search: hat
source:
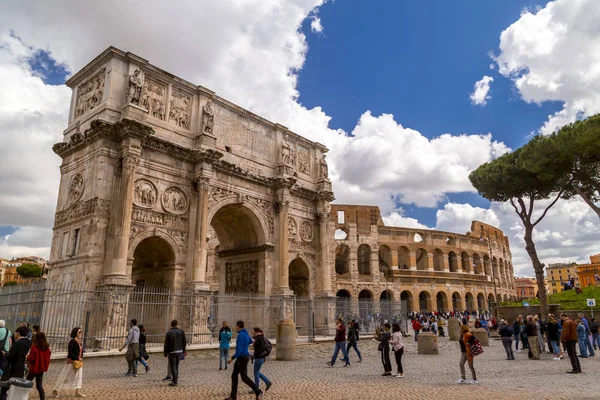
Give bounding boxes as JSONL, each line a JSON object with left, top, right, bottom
{"left": 0, "top": 320, "right": 5, "bottom": 327}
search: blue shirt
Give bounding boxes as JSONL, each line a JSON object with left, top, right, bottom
{"left": 581, "top": 317, "right": 590, "bottom": 332}
{"left": 577, "top": 323, "right": 587, "bottom": 338}
{"left": 232, "top": 328, "right": 253, "bottom": 359}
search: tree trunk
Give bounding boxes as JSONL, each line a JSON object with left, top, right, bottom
{"left": 576, "top": 187, "right": 600, "bottom": 219}
{"left": 523, "top": 225, "right": 549, "bottom": 319}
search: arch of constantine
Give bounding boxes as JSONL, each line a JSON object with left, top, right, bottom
{"left": 45, "top": 47, "right": 515, "bottom": 345}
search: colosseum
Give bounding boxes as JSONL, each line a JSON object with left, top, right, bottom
{"left": 329, "top": 205, "right": 515, "bottom": 315}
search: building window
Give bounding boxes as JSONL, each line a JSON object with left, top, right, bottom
{"left": 337, "top": 210, "right": 345, "bottom": 224}
{"left": 71, "top": 228, "right": 81, "bottom": 256}
{"left": 61, "top": 231, "right": 70, "bottom": 259}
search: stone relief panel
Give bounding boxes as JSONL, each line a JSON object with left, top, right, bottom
{"left": 169, "top": 89, "right": 192, "bottom": 129}
{"left": 55, "top": 197, "right": 110, "bottom": 227}
{"left": 289, "top": 239, "right": 315, "bottom": 254}
{"left": 68, "top": 173, "right": 85, "bottom": 204}
{"left": 201, "top": 100, "right": 214, "bottom": 134}
{"left": 300, "top": 220, "right": 314, "bottom": 242}
{"left": 131, "top": 206, "right": 188, "bottom": 229}
{"left": 75, "top": 68, "right": 105, "bottom": 118}
{"left": 213, "top": 103, "right": 274, "bottom": 161}
{"left": 133, "top": 179, "right": 157, "bottom": 208}
{"left": 142, "top": 78, "right": 167, "bottom": 120}
{"left": 297, "top": 145, "right": 310, "bottom": 175}
{"left": 288, "top": 217, "right": 298, "bottom": 238}
{"left": 161, "top": 187, "right": 188, "bottom": 215}
{"left": 225, "top": 261, "right": 259, "bottom": 293}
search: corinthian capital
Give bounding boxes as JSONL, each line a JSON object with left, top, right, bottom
{"left": 193, "top": 177, "right": 211, "bottom": 191}
{"left": 122, "top": 154, "right": 139, "bottom": 172}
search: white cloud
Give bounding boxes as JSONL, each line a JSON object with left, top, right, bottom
{"left": 494, "top": 0, "right": 600, "bottom": 134}
{"left": 0, "top": 226, "right": 52, "bottom": 259}
{"left": 310, "top": 16, "right": 323, "bottom": 33}
{"left": 382, "top": 212, "right": 431, "bottom": 230}
{"left": 435, "top": 203, "right": 499, "bottom": 233}
{"left": 470, "top": 75, "right": 494, "bottom": 106}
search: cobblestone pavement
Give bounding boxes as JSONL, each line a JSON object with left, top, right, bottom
{"left": 36, "top": 336, "right": 599, "bottom": 400}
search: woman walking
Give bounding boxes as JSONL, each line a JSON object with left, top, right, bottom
{"left": 137, "top": 324, "right": 150, "bottom": 373}
{"left": 219, "top": 321, "right": 232, "bottom": 370}
{"left": 374, "top": 323, "right": 392, "bottom": 376}
{"left": 51, "top": 327, "right": 86, "bottom": 398}
{"left": 391, "top": 323, "right": 404, "bottom": 377}
{"left": 346, "top": 321, "right": 362, "bottom": 362}
{"left": 26, "top": 332, "right": 52, "bottom": 400}
{"left": 457, "top": 324, "right": 478, "bottom": 384}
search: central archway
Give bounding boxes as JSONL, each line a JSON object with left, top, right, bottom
{"left": 131, "top": 236, "right": 176, "bottom": 287}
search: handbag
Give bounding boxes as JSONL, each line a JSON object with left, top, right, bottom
{"left": 72, "top": 360, "right": 83, "bottom": 370}
{"left": 469, "top": 338, "right": 484, "bottom": 357}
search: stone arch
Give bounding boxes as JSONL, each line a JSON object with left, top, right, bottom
{"left": 380, "top": 289, "right": 394, "bottom": 316}
{"left": 472, "top": 253, "right": 482, "bottom": 274}
{"left": 446, "top": 236, "right": 456, "bottom": 246}
{"left": 398, "top": 246, "right": 410, "bottom": 270}
{"left": 334, "top": 228, "right": 348, "bottom": 240}
{"left": 131, "top": 235, "right": 177, "bottom": 287}
{"left": 452, "top": 291, "right": 463, "bottom": 311}
{"left": 358, "top": 289, "right": 374, "bottom": 319}
{"left": 207, "top": 198, "right": 269, "bottom": 249}
{"left": 416, "top": 248, "right": 428, "bottom": 271}
{"left": 418, "top": 290, "right": 432, "bottom": 311}
{"left": 487, "top": 293, "right": 495, "bottom": 310}
{"left": 483, "top": 255, "right": 491, "bottom": 276}
{"left": 436, "top": 291, "right": 449, "bottom": 312}
{"left": 448, "top": 251, "right": 458, "bottom": 273}
{"left": 358, "top": 244, "right": 371, "bottom": 275}
{"left": 477, "top": 293, "right": 486, "bottom": 311}
{"left": 335, "top": 289, "right": 352, "bottom": 317}
{"left": 335, "top": 244, "right": 350, "bottom": 275}
{"left": 465, "top": 292, "right": 475, "bottom": 310}
{"left": 492, "top": 256, "right": 499, "bottom": 281}
{"left": 379, "top": 245, "right": 392, "bottom": 272}
{"left": 433, "top": 249, "right": 444, "bottom": 271}
{"left": 413, "top": 232, "right": 425, "bottom": 243}
{"left": 461, "top": 252, "right": 470, "bottom": 273}
{"left": 400, "top": 290, "right": 414, "bottom": 312}
{"left": 288, "top": 257, "right": 311, "bottom": 299}
{"left": 129, "top": 228, "right": 183, "bottom": 265}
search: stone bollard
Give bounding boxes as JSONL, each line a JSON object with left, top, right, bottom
{"left": 471, "top": 328, "right": 489, "bottom": 346}
{"left": 276, "top": 319, "right": 296, "bottom": 360}
{"left": 448, "top": 318, "right": 460, "bottom": 341}
{"left": 417, "top": 332, "right": 439, "bottom": 355}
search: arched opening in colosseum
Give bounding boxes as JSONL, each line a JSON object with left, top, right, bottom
{"left": 465, "top": 292, "right": 475, "bottom": 311}
{"left": 413, "top": 233, "right": 424, "bottom": 243}
{"left": 398, "top": 246, "right": 410, "bottom": 269}
{"left": 452, "top": 292, "right": 463, "bottom": 310}
{"left": 358, "top": 244, "right": 372, "bottom": 275}
{"left": 498, "top": 258, "right": 505, "bottom": 284}
{"left": 448, "top": 251, "right": 458, "bottom": 273}
{"left": 446, "top": 236, "right": 456, "bottom": 246}
{"left": 461, "top": 252, "right": 470, "bottom": 273}
{"left": 400, "top": 291, "right": 413, "bottom": 312}
{"left": 416, "top": 248, "right": 428, "bottom": 271}
{"left": 336, "top": 289, "right": 351, "bottom": 317}
{"left": 335, "top": 244, "right": 350, "bottom": 276}
{"left": 487, "top": 293, "right": 495, "bottom": 310}
{"left": 477, "top": 293, "right": 486, "bottom": 311}
{"left": 472, "top": 253, "right": 483, "bottom": 274}
{"left": 380, "top": 290, "right": 394, "bottom": 315}
{"left": 483, "top": 255, "right": 492, "bottom": 276}
{"left": 334, "top": 228, "right": 348, "bottom": 240}
{"left": 492, "top": 257, "right": 500, "bottom": 282}
{"left": 289, "top": 258, "right": 310, "bottom": 299}
{"left": 132, "top": 236, "right": 176, "bottom": 288}
{"left": 436, "top": 292, "right": 448, "bottom": 312}
{"left": 433, "top": 249, "right": 444, "bottom": 271}
{"left": 358, "top": 289, "right": 373, "bottom": 319}
{"left": 418, "top": 291, "right": 431, "bottom": 311}
{"left": 379, "top": 245, "right": 392, "bottom": 273}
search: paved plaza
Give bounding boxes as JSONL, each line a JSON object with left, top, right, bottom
{"left": 37, "top": 336, "right": 599, "bottom": 400}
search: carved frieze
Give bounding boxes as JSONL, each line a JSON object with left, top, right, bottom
{"left": 201, "top": 100, "right": 214, "bottom": 134}
{"left": 75, "top": 68, "right": 106, "bottom": 118}
{"left": 297, "top": 146, "right": 310, "bottom": 175}
{"left": 55, "top": 197, "right": 110, "bottom": 227}
{"left": 131, "top": 206, "right": 188, "bottom": 229}
{"left": 133, "top": 179, "right": 157, "bottom": 208}
{"left": 289, "top": 239, "right": 315, "bottom": 254}
{"left": 225, "top": 261, "right": 259, "bottom": 293}
{"left": 288, "top": 217, "right": 298, "bottom": 238}
{"left": 161, "top": 187, "right": 188, "bottom": 215}
{"left": 300, "top": 220, "right": 314, "bottom": 242}
{"left": 169, "top": 89, "right": 192, "bottom": 129}
{"left": 68, "top": 173, "right": 85, "bottom": 204}
{"left": 142, "top": 78, "right": 167, "bottom": 120}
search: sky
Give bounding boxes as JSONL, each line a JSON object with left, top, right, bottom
{"left": 0, "top": 0, "right": 599, "bottom": 277}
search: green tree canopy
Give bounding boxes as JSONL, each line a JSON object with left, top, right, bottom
{"left": 16, "top": 263, "right": 43, "bottom": 278}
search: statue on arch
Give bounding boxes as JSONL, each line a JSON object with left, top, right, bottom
{"left": 319, "top": 154, "right": 329, "bottom": 180}
{"left": 127, "top": 69, "right": 143, "bottom": 106}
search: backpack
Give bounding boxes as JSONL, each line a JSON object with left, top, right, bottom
{"left": 263, "top": 337, "right": 272, "bottom": 357}
{"left": 469, "top": 337, "right": 484, "bottom": 357}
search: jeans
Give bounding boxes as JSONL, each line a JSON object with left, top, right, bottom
{"left": 253, "top": 358, "right": 270, "bottom": 390}
{"left": 230, "top": 356, "right": 258, "bottom": 398}
{"left": 566, "top": 340, "right": 581, "bottom": 372}
{"left": 220, "top": 348, "right": 229, "bottom": 369}
{"left": 27, "top": 372, "right": 45, "bottom": 400}
{"left": 459, "top": 353, "right": 476, "bottom": 380}
{"left": 578, "top": 337, "right": 589, "bottom": 357}
{"left": 414, "top": 330, "right": 419, "bottom": 341}
{"left": 593, "top": 333, "right": 600, "bottom": 350}
{"left": 330, "top": 341, "right": 349, "bottom": 366}
{"left": 168, "top": 352, "right": 181, "bottom": 384}
{"left": 513, "top": 334, "right": 520, "bottom": 350}
{"left": 135, "top": 358, "right": 148, "bottom": 371}
{"left": 550, "top": 340, "right": 561, "bottom": 356}
{"left": 585, "top": 336, "right": 595, "bottom": 356}
{"left": 346, "top": 341, "right": 362, "bottom": 361}
{"left": 501, "top": 337, "right": 514, "bottom": 360}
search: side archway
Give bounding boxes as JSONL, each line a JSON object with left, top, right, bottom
{"left": 461, "top": 252, "right": 470, "bottom": 273}
{"left": 433, "top": 249, "right": 444, "bottom": 271}
{"left": 131, "top": 235, "right": 177, "bottom": 287}
{"left": 465, "top": 292, "right": 475, "bottom": 311}
{"left": 477, "top": 293, "right": 486, "bottom": 311}
{"left": 416, "top": 248, "right": 428, "bottom": 271}
{"left": 448, "top": 251, "right": 458, "bottom": 272}
{"left": 398, "top": 246, "right": 410, "bottom": 270}
{"left": 335, "top": 289, "right": 351, "bottom": 317}
{"left": 358, "top": 244, "right": 372, "bottom": 275}
{"left": 358, "top": 289, "right": 374, "bottom": 319}
{"left": 335, "top": 244, "right": 350, "bottom": 276}
{"left": 436, "top": 291, "right": 448, "bottom": 312}
{"left": 418, "top": 291, "right": 432, "bottom": 311}
{"left": 400, "top": 290, "right": 413, "bottom": 312}
{"left": 452, "top": 292, "right": 463, "bottom": 311}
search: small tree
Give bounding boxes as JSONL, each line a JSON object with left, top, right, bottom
{"left": 469, "top": 142, "right": 567, "bottom": 319}
{"left": 16, "top": 263, "right": 43, "bottom": 279}
{"left": 3, "top": 281, "right": 18, "bottom": 286}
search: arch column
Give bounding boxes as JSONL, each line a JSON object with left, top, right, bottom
{"left": 442, "top": 252, "right": 450, "bottom": 272}
{"left": 317, "top": 211, "right": 332, "bottom": 295}
{"left": 276, "top": 186, "right": 292, "bottom": 295}
{"left": 191, "top": 176, "right": 211, "bottom": 289}
{"left": 390, "top": 249, "right": 399, "bottom": 271}
{"left": 409, "top": 250, "right": 417, "bottom": 270}
{"left": 467, "top": 256, "right": 474, "bottom": 274}
{"left": 371, "top": 250, "right": 380, "bottom": 282}
{"left": 426, "top": 254, "right": 434, "bottom": 271}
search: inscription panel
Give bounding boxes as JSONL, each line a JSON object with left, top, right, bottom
{"left": 131, "top": 206, "right": 188, "bottom": 229}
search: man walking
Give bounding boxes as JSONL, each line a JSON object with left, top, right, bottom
{"left": 225, "top": 321, "right": 262, "bottom": 400}
{"left": 0, "top": 326, "right": 31, "bottom": 400}
{"left": 589, "top": 318, "right": 599, "bottom": 350}
{"left": 164, "top": 319, "right": 187, "bottom": 387}
{"left": 250, "top": 327, "right": 272, "bottom": 393}
{"left": 525, "top": 316, "right": 540, "bottom": 360}
{"left": 326, "top": 318, "right": 349, "bottom": 367}
{"left": 561, "top": 314, "right": 581, "bottom": 374}
{"left": 119, "top": 319, "right": 140, "bottom": 377}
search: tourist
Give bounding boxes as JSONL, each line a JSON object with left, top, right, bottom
{"left": 498, "top": 319, "right": 515, "bottom": 360}
{"left": 250, "top": 327, "right": 272, "bottom": 393}
{"left": 51, "top": 327, "right": 86, "bottom": 398}
{"left": 525, "top": 316, "right": 540, "bottom": 360}
{"left": 374, "top": 322, "right": 392, "bottom": 376}
{"left": 411, "top": 318, "right": 421, "bottom": 342}
{"left": 136, "top": 324, "right": 150, "bottom": 373}
{"left": 26, "top": 332, "right": 52, "bottom": 400}
{"left": 438, "top": 317, "right": 445, "bottom": 337}
{"left": 345, "top": 321, "right": 362, "bottom": 362}
{"left": 163, "top": 319, "right": 187, "bottom": 387}
{"left": 560, "top": 314, "right": 581, "bottom": 374}
{"left": 576, "top": 318, "right": 588, "bottom": 358}
{"left": 0, "top": 326, "right": 32, "bottom": 400}
{"left": 457, "top": 324, "right": 477, "bottom": 384}
{"left": 512, "top": 315, "right": 522, "bottom": 351}
{"left": 577, "top": 313, "right": 595, "bottom": 357}
{"left": 391, "top": 322, "right": 404, "bottom": 377}
{"left": 0, "top": 320, "right": 11, "bottom": 377}
{"left": 431, "top": 318, "right": 438, "bottom": 336}
{"left": 326, "top": 318, "right": 349, "bottom": 367}
{"left": 119, "top": 319, "right": 140, "bottom": 377}
{"left": 533, "top": 316, "right": 545, "bottom": 353}
{"left": 219, "top": 321, "right": 232, "bottom": 370}
{"left": 548, "top": 314, "right": 562, "bottom": 360}
{"left": 589, "top": 318, "right": 599, "bottom": 350}
{"left": 225, "top": 320, "right": 262, "bottom": 400}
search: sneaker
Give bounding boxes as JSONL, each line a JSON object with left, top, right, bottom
{"left": 169, "top": 382, "right": 178, "bottom": 387}
{"left": 468, "top": 380, "right": 479, "bottom": 384}
{"left": 357, "top": 359, "right": 362, "bottom": 362}
{"left": 265, "top": 382, "right": 272, "bottom": 392}
{"left": 132, "top": 373, "right": 137, "bottom": 377}
{"left": 145, "top": 365, "right": 150, "bottom": 373}
{"left": 124, "top": 372, "right": 132, "bottom": 377}
{"left": 162, "top": 376, "right": 172, "bottom": 381}
{"left": 553, "top": 357, "right": 560, "bottom": 361}
{"left": 256, "top": 390, "right": 264, "bottom": 399}
{"left": 457, "top": 378, "right": 468, "bottom": 384}
{"left": 396, "top": 373, "right": 404, "bottom": 378}
{"left": 326, "top": 361, "right": 333, "bottom": 367}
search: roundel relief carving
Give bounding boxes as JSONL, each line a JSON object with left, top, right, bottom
{"left": 162, "top": 186, "right": 188, "bottom": 214}
{"left": 300, "top": 220, "right": 314, "bottom": 242}
{"left": 133, "top": 179, "right": 157, "bottom": 208}
{"left": 68, "top": 173, "right": 84, "bottom": 204}
{"left": 288, "top": 217, "right": 298, "bottom": 238}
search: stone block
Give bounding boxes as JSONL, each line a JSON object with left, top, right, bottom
{"left": 417, "top": 332, "right": 439, "bottom": 355}
{"left": 276, "top": 319, "right": 296, "bottom": 361}
{"left": 471, "top": 328, "right": 489, "bottom": 346}
{"left": 448, "top": 318, "right": 460, "bottom": 341}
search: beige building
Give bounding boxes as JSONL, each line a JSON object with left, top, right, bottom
{"left": 546, "top": 262, "right": 578, "bottom": 294}
{"left": 515, "top": 277, "right": 537, "bottom": 299}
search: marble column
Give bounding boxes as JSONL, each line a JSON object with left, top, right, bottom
{"left": 191, "top": 177, "right": 210, "bottom": 289}
{"left": 318, "top": 211, "right": 332, "bottom": 295}
{"left": 278, "top": 198, "right": 291, "bottom": 292}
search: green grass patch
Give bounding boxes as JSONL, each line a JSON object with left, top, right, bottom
{"left": 500, "top": 286, "right": 600, "bottom": 310}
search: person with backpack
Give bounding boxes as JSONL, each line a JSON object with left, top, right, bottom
{"left": 0, "top": 326, "right": 32, "bottom": 400}
{"left": 219, "top": 321, "right": 232, "bottom": 370}
{"left": 250, "top": 328, "right": 272, "bottom": 393}
{"left": 0, "top": 320, "right": 11, "bottom": 377}
{"left": 225, "top": 320, "right": 263, "bottom": 400}
{"left": 589, "top": 318, "right": 599, "bottom": 350}
{"left": 457, "top": 324, "right": 478, "bottom": 384}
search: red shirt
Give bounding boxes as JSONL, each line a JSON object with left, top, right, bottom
{"left": 26, "top": 345, "right": 52, "bottom": 374}
{"left": 335, "top": 324, "right": 346, "bottom": 342}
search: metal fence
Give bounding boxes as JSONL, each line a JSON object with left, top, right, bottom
{"left": 334, "top": 297, "right": 409, "bottom": 334}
